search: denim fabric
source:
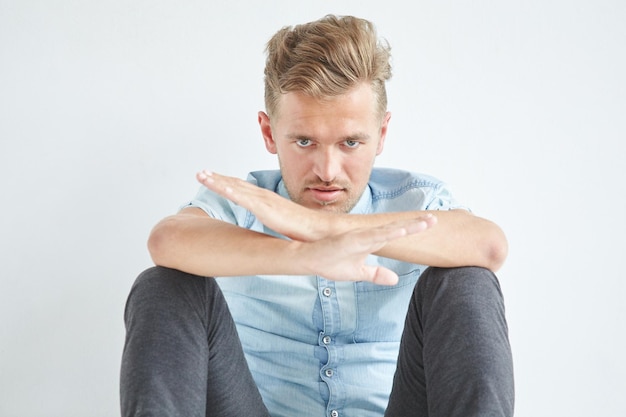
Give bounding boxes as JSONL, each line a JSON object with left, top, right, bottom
{"left": 184, "top": 168, "right": 467, "bottom": 417}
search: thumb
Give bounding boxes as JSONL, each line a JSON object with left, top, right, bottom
{"left": 362, "top": 265, "right": 399, "bottom": 286}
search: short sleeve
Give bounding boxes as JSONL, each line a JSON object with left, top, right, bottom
{"left": 423, "top": 181, "right": 470, "bottom": 212}
{"left": 182, "top": 186, "right": 240, "bottom": 224}
{"left": 368, "top": 168, "right": 470, "bottom": 213}
{"left": 181, "top": 170, "right": 284, "bottom": 228}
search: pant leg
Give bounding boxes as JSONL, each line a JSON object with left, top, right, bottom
{"left": 385, "top": 267, "right": 514, "bottom": 417}
{"left": 120, "top": 266, "right": 270, "bottom": 417}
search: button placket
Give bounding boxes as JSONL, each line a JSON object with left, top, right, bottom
{"left": 318, "top": 277, "right": 342, "bottom": 417}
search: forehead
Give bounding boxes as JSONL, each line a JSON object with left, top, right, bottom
{"left": 272, "top": 85, "right": 382, "bottom": 141}
{"left": 273, "top": 84, "right": 380, "bottom": 130}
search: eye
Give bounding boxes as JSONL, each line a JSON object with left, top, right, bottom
{"left": 296, "top": 139, "right": 312, "bottom": 147}
{"left": 344, "top": 140, "right": 360, "bottom": 148}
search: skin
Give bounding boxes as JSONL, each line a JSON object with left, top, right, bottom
{"left": 261, "top": 83, "right": 388, "bottom": 214}
{"left": 148, "top": 83, "right": 508, "bottom": 285}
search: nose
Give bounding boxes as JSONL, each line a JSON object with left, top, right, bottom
{"left": 312, "top": 147, "right": 341, "bottom": 183}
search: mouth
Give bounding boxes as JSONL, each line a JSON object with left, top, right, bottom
{"left": 307, "top": 187, "right": 345, "bottom": 204}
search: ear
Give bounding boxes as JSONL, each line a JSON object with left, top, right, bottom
{"left": 258, "top": 111, "right": 277, "bottom": 154}
{"left": 376, "top": 111, "right": 391, "bottom": 155}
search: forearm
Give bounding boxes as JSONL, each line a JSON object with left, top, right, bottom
{"left": 193, "top": 172, "right": 507, "bottom": 271}
{"left": 329, "top": 210, "right": 508, "bottom": 271}
{"left": 148, "top": 214, "right": 303, "bottom": 277}
{"left": 147, "top": 210, "right": 432, "bottom": 285}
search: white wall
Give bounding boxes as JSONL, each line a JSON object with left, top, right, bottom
{"left": 1, "top": 1, "right": 624, "bottom": 416}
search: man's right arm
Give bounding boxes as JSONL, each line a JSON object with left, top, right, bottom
{"left": 147, "top": 207, "right": 431, "bottom": 285}
{"left": 148, "top": 207, "right": 297, "bottom": 277}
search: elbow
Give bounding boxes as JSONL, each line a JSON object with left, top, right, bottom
{"left": 484, "top": 225, "right": 508, "bottom": 272}
{"left": 147, "top": 217, "right": 181, "bottom": 268}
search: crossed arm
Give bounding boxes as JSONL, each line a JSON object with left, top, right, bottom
{"left": 148, "top": 171, "right": 508, "bottom": 285}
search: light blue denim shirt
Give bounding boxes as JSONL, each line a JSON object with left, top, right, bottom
{"left": 186, "top": 167, "right": 465, "bottom": 417}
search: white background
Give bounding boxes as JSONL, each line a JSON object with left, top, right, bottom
{"left": 1, "top": 1, "right": 624, "bottom": 416}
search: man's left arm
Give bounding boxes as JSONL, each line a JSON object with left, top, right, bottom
{"left": 197, "top": 171, "right": 508, "bottom": 272}
{"left": 333, "top": 209, "right": 508, "bottom": 272}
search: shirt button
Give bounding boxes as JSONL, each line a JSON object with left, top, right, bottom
{"left": 322, "top": 335, "right": 331, "bottom": 345}
{"left": 322, "top": 287, "right": 332, "bottom": 297}
{"left": 325, "top": 368, "right": 334, "bottom": 377}
{"left": 330, "top": 410, "right": 339, "bottom": 417}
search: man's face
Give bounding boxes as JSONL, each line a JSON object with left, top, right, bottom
{"left": 259, "top": 83, "right": 390, "bottom": 213}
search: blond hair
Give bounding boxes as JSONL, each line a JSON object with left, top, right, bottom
{"left": 264, "top": 15, "right": 392, "bottom": 119}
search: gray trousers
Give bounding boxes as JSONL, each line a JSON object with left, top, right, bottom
{"left": 120, "top": 266, "right": 514, "bottom": 416}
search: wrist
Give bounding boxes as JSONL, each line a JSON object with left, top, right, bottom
{"left": 310, "top": 211, "right": 343, "bottom": 240}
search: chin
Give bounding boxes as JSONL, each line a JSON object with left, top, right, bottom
{"left": 315, "top": 201, "right": 356, "bottom": 214}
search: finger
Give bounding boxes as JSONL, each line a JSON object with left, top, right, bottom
{"left": 342, "top": 218, "right": 434, "bottom": 265}
{"left": 362, "top": 265, "right": 399, "bottom": 286}
{"left": 402, "top": 215, "right": 436, "bottom": 235}
{"left": 197, "top": 171, "right": 248, "bottom": 203}
{"left": 196, "top": 170, "right": 218, "bottom": 188}
{"left": 197, "top": 171, "right": 231, "bottom": 191}
{"left": 362, "top": 217, "right": 434, "bottom": 246}
{"left": 199, "top": 171, "right": 271, "bottom": 202}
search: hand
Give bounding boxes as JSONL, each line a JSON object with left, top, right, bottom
{"left": 294, "top": 218, "right": 433, "bottom": 285}
{"left": 197, "top": 170, "right": 331, "bottom": 241}
{"left": 194, "top": 170, "right": 438, "bottom": 282}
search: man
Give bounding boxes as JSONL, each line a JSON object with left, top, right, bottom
{"left": 121, "top": 15, "right": 514, "bottom": 417}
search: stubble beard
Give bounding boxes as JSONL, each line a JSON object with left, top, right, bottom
{"left": 278, "top": 158, "right": 366, "bottom": 213}
{"left": 284, "top": 179, "right": 364, "bottom": 214}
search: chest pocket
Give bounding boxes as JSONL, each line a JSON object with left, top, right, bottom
{"left": 353, "top": 267, "right": 421, "bottom": 342}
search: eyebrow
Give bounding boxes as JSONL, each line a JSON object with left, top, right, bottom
{"left": 285, "top": 132, "right": 372, "bottom": 142}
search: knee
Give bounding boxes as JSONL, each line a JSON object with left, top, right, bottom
{"left": 128, "top": 267, "right": 188, "bottom": 303}
{"left": 130, "top": 266, "right": 219, "bottom": 295}
{"left": 125, "top": 267, "right": 185, "bottom": 318}
{"left": 132, "top": 266, "right": 192, "bottom": 290}
{"left": 419, "top": 266, "right": 501, "bottom": 293}
{"left": 124, "top": 266, "right": 221, "bottom": 323}
{"left": 421, "top": 266, "right": 496, "bottom": 281}
{"left": 414, "top": 267, "right": 511, "bottom": 350}
{"left": 415, "top": 266, "right": 505, "bottom": 312}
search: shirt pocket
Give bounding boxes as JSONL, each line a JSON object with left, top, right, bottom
{"left": 353, "top": 267, "right": 421, "bottom": 343}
